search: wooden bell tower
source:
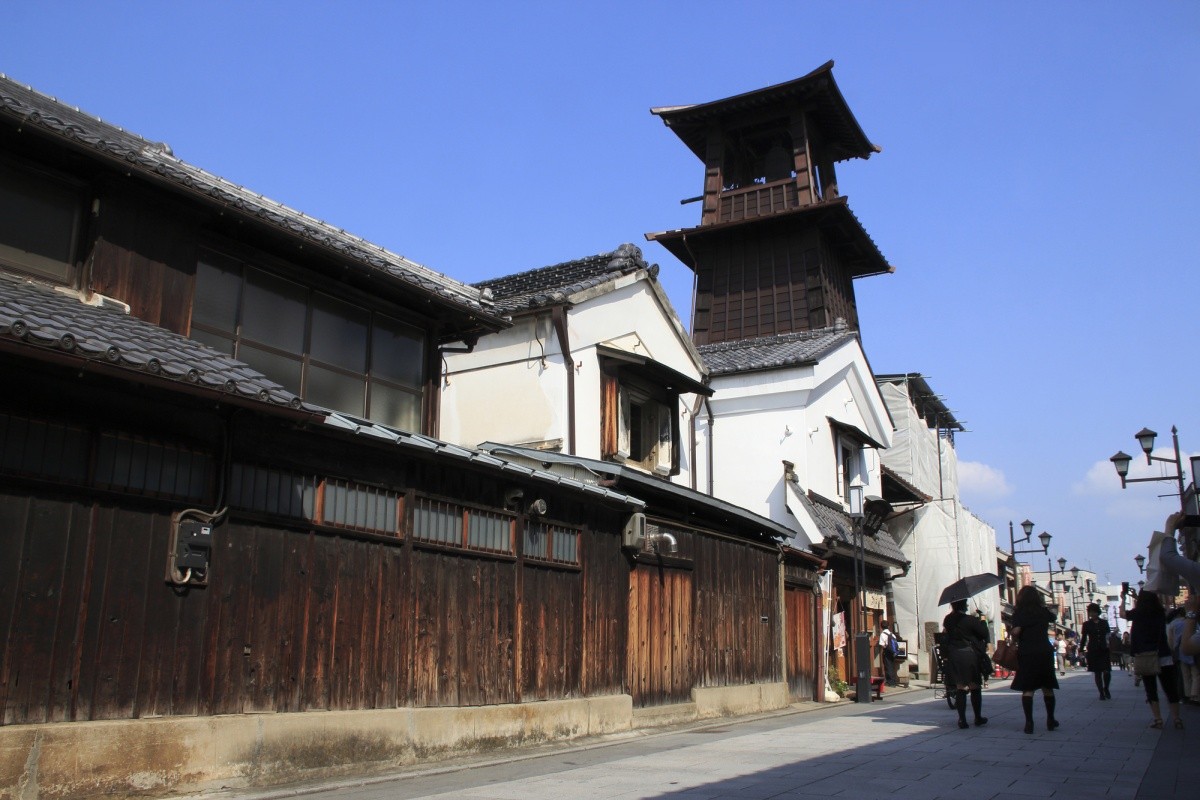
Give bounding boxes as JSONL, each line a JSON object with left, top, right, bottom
{"left": 646, "top": 61, "right": 894, "bottom": 346}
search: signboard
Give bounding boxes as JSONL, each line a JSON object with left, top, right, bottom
{"left": 863, "top": 590, "right": 887, "bottom": 611}
{"left": 832, "top": 612, "right": 846, "bottom": 650}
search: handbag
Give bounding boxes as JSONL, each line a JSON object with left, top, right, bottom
{"left": 1133, "top": 651, "right": 1162, "bottom": 677}
{"left": 993, "top": 640, "right": 1019, "bottom": 671}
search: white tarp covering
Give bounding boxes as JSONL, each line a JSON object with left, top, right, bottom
{"left": 880, "top": 380, "right": 1000, "bottom": 678}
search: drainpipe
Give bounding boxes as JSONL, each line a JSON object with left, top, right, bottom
{"left": 705, "top": 396, "right": 715, "bottom": 496}
{"left": 550, "top": 306, "right": 575, "bottom": 455}
{"left": 690, "top": 393, "right": 705, "bottom": 492}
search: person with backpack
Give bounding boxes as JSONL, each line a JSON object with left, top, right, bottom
{"left": 878, "top": 619, "right": 900, "bottom": 687}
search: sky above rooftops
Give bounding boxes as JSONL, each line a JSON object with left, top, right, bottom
{"left": 6, "top": 1, "right": 1198, "bottom": 587}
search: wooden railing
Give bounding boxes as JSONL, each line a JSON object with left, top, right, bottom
{"left": 716, "top": 178, "right": 802, "bottom": 223}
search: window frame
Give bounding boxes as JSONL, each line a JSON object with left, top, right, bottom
{"left": 0, "top": 156, "right": 86, "bottom": 286}
{"left": 601, "top": 367, "right": 680, "bottom": 477}
{"left": 189, "top": 246, "right": 428, "bottom": 431}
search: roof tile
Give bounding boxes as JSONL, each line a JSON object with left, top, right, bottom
{"left": 698, "top": 325, "right": 857, "bottom": 374}
{"left": 476, "top": 243, "right": 652, "bottom": 315}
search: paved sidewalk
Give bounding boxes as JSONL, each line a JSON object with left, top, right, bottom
{"left": 234, "top": 668, "right": 1195, "bottom": 800}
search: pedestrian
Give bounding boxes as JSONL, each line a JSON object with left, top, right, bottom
{"left": 1079, "top": 602, "right": 1113, "bottom": 699}
{"left": 1055, "top": 633, "right": 1067, "bottom": 676}
{"left": 1156, "top": 511, "right": 1200, "bottom": 592}
{"left": 1009, "top": 585, "right": 1059, "bottom": 734}
{"left": 1181, "top": 594, "right": 1200, "bottom": 700}
{"left": 1122, "top": 631, "right": 1134, "bottom": 676}
{"left": 877, "top": 620, "right": 899, "bottom": 687}
{"left": 1166, "top": 607, "right": 1195, "bottom": 705}
{"left": 942, "top": 599, "right": 989, "bottom": 729}
{"left": 1120, "top": 586, "right": 1183, "bottom": 730}
{"left": 1108, "top": 630, "right": 1124, "bottom": 671}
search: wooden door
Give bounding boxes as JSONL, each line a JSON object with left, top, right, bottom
{"left": 784, "top": 585, "right": 818, "bottom": 700}
{"left": 626, "top": 564, "right": 693, "bottom": 707}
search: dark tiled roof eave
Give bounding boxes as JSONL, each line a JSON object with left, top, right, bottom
{"left": 0, "top": 275, "right": 315, "bottom": 412}
{"left": 647, "top": 197, "right": 892, "bottom": 279}
{"left": 475, "top": 244, "right": 651, "bottom": 316}
{"left": 801, "top": 491, "right": 907, "bottom": 567}
{"left": 698, "top": 326, "right": 857, "bottom": 375}
{"left": 0, "top": 74, "right": 505, "bottom": 331}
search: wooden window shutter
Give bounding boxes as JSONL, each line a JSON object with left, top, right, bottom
{"left": 601, "top": 371, "right": 618, "bottom": 458}
{"left": 617, "top": 385, "right": 631, "bottom": 459}
{"left": 654, "top": 401, "right": 672, "bottom": 476}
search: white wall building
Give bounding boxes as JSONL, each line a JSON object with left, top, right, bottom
{"left": 875, "top": 374, "right": 999, "bottom": 678}
{"left": 441, "top": 244, "right": 709, "bottom": 487}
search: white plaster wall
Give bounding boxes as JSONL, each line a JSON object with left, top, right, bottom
{"left": 441, "top": 276, "right": 703, "bottom": 486}
{"left": 701, "top": 338, "right": 892, "bottom": 527}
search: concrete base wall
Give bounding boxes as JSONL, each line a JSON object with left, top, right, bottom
{"left": 0, "top": 684, "right": 790, "bottom": 799}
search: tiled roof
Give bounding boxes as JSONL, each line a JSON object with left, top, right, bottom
{"left": 0, "top": 275, "right": 308, "bottom": 410}
{"left": 0, "top": 74, "right": 503, "bottom": 326}
{"left": 0, "top": 273, "right": 649, "bottom": 508}
{"left": 698, "top": 324, "right": 857, "bottom": 375}
{"left": 323, "top": 420, "right": 646, "bottom": 511}
{"left": 801, "top": 492, "right": 908, "bottom": 567}
{"left": 476, "top": 243, "right": 653, "bottom": 315}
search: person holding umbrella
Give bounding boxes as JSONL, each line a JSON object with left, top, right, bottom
{"left": 1009, "top": 585, "right": 1059, "bottom": 734}
{"left": 938, "top": 573, "right": 1000, "bottom": 730}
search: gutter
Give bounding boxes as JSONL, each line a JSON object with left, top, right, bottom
{"left": 550, "top": 306, "right": 575, "bottom": 455}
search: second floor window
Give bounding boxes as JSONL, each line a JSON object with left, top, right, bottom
{"left": 190, "top": 249, "right": 426, "bottom": 431}
{"left": 0, "top": 159, "right": 83, "bottom": 285}
{"left": 601, "top": 371, "right": 678, "bottom": 477}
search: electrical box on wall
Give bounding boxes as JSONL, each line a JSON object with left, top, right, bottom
{"left": 166, "top": 512, "right": 216, "bottom": 586}
{"left": 622, "top": 512, "right": 646, "bottom": 550}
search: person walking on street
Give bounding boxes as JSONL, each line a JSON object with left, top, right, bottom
{"left": 942, "top": 599, "right": 989, "bottom": 729}
{"left": 1055, "top": 633, "right": 1067, "bottom": 676}
{"left": 1120, "top": 586, "right": 1183, "bottom": 729}
{"left": 1010, "top": 586, "right": 1059, "bottom": 734}
{"left": 878, "top": 620, "right": 899, "bottom": 687}
{"left": 1079, "top": 602, "right": 1113, "bottom": 699}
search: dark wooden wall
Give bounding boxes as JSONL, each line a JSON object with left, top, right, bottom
{"left": 784, "top": 585, "right": 819, "bottom": 701}
{"left": 689, "top": 226, "right": 860, "bottom": 345}
{"left": 692, "top": 535, "right": 780, "bottom": 688}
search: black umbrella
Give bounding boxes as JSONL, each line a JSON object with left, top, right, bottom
{"left": 938, "top": 572, "right": 1003, "bottom": 606}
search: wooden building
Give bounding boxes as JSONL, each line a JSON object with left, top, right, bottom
{"left": 0, "top": 75, "right": 796, "bottom": 799}
{"left": 646, "top": 60, "right": 893, "bottom": 345}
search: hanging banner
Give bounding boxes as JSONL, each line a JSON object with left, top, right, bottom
{"left": 863, "top": 590, "right": 887, "bottom": 611}
{"left": 832, "top": 612, "right": 847, "bottom": 650}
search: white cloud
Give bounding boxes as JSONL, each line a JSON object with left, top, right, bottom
{"left": 957, "top": 460, "right": 1012, "bottom": 501}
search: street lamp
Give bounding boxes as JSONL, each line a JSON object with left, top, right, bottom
{"left": 1110, "top": 426, "right": 1188, "bottom": 512}
{"left": 848, "top": 484, "right": 892, "bottom": 705}
{"left": 1134, "top": 554, "right": 1145, "bottom": 574}
{"left": 1009, "top": 520, "right": 1052, "bottom": 559}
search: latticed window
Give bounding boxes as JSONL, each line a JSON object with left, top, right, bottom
{"left": 412, "top": 495, "right": 514, "bottom": 555}
{"left": 524, "top": 521, "right": 581, "bottom": 566}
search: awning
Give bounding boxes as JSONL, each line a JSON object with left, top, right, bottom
{"left": 596, "top": 344, "right": 712, "bottom": 397}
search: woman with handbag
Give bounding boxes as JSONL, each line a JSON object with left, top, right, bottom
{"left": 1009, "top": 586, "right": 1059, "bottom": 734}
{"left": 1079, "top": 602, "right": 1113, "bottom": 700}
{"left": 942, "top": 599, "right": 990, "bottom": 729}
{"left": 1120, "top": 586, "right": 1182, "bottom": 729}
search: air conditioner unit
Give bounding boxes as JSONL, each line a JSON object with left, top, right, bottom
{"left": 622, "top": 512, "right": 646, "bottom": 550}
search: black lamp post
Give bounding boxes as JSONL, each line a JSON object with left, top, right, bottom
{"left": 1110, "top": 426, "right": 1187, "bottom": 512}
{"left": 1134, "top": 554, "right": 1145, "bottom": 574}
{"left": 848, "top": 486, "right": 892, "bottom": 704}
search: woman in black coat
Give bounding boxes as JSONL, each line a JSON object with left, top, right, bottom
{"left": 1078, "top": 602, "right": 1112, "bottom": 700}
{"left": 942, "top": 598, "right": 990, "bottom": 729}
{"left": 1120, "top": 587, "right": 1183, "bottom": 729}
{"left": 1009, "top": 585, "right": 1059, "bottom": 734}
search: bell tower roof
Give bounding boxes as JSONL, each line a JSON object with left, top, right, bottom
{"left": 650, "top": 61, "right": 880, "bottom": 165}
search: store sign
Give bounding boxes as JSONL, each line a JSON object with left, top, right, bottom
{"left": 863, "top": 590, "right": 887, "bottom": 611}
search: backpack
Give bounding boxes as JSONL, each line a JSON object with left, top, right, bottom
{"left": 885, "top": 631, "right": 898, "bottom": 656}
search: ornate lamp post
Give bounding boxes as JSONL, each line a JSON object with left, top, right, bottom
{"left": 1134, "top": 554, "right": 1145, "bottom": 574}
{"left": 1110, "top": 426, "right": 1187, "bottom": 512}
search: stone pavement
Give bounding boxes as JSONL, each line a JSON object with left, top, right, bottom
{"left": 235, "top": 668, "right": 1196, "bottom": 800}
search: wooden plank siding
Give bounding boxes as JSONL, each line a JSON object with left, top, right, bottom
{"left": 692, "top": 536, "right": 780, "bottom": 689}
{"left": 784, "top": 585, "right": 818, "bottom": 701}
{"left": 689, "top": 226, "right": 859, "bottom": 345}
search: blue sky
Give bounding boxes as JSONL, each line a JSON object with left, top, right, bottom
{"left": 7, "top": 2, "right": 1198, "bottom": 586}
